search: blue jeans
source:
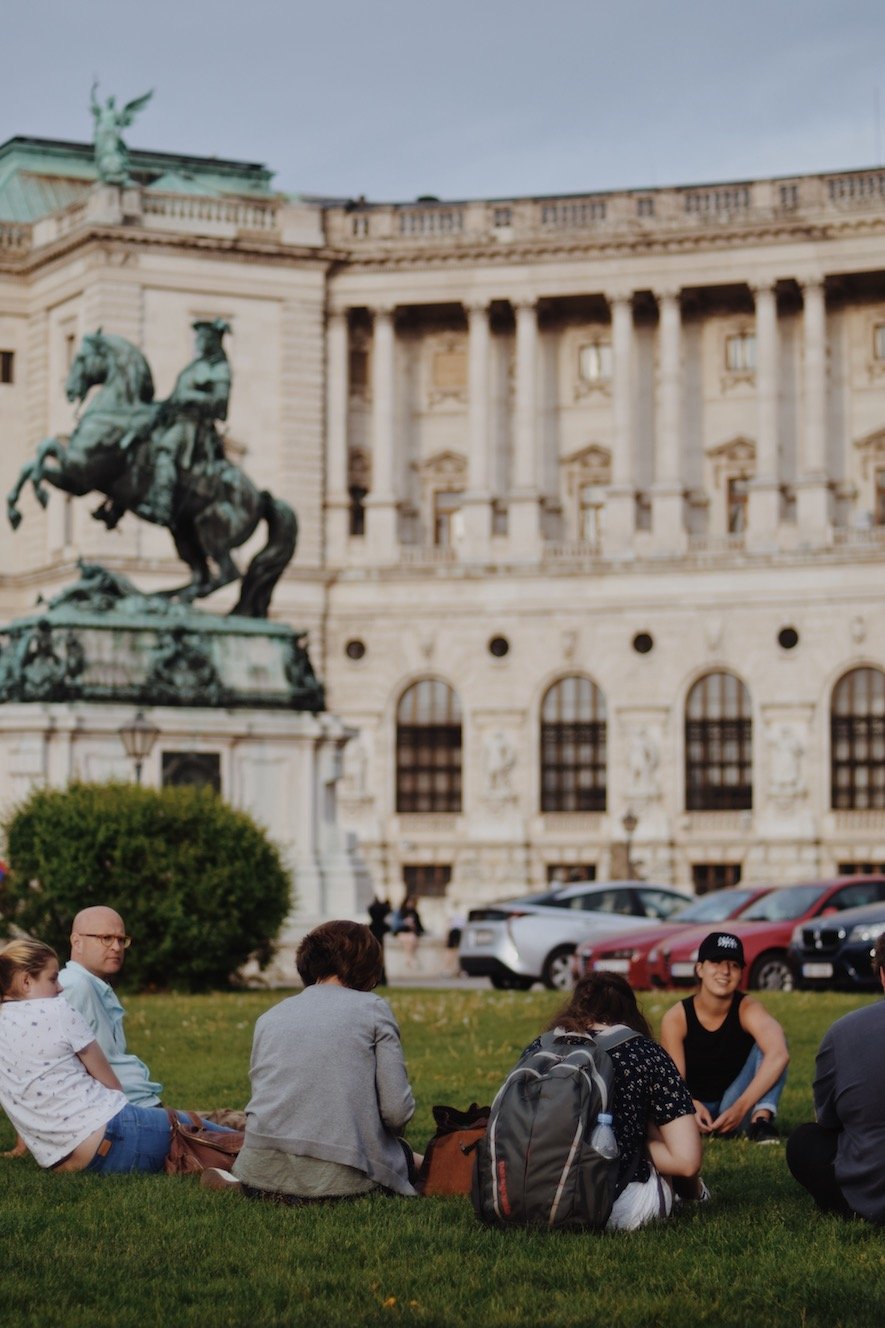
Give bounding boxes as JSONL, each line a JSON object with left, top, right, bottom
{"left": 700, "top": 1045, "right": 787, "bottom": 1135}
{"left": 84, "top": 1104, "right": 171, "bottom": 1174}
{"left": 84, "top": 1107, "right": 232, "bottom": 1174}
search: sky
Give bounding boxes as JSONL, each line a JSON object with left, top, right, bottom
{"left": 3, "top": 1, "right": 885, "bottom": 202}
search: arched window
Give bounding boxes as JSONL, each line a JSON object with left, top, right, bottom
{"left": 685, "top": 672, "right": 752, "bottom": 811}
{"left": 540, "top": 676, "right": 607, "bottom": 812}
{"left": 396, "top": 679, "right": 462, "bottom": 813}
{"left": 831, "top": 667, "right": 885, "bottom": 809}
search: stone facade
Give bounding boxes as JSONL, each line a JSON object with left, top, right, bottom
{"left": 2, "top": 137, "right": 885, "bottom": 932}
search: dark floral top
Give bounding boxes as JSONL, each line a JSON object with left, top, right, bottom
{"left": 519, "top": 1029, "right": 694, "bottom": 1193}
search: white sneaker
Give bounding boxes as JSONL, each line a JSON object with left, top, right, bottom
{"left": 200, "top": 1167, "right": 241, "bottom": 1192}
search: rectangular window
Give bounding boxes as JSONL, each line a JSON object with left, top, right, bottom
{"left": 636, "top": 196, "right": 655, "bottom": 218}
{"left": 579, "top": 485, "right": 605, "bottom": 543}
{"left": 433, "top": 490, "right": 464, "bottom": 547}
{"left": 725, "top": 333, "right": 756, "bottom": 373}
{"left": 692, "top": 863, "right": 743, "bottom": 895}
{"left": 492, "top": 206, "right": 512, "bottom": 228}
{"left": 578, "top": 341, "right": 612, "bottom": 384}
{"left": 352, "top": 214, "right": 369, "bottom": 237}
{"left": 0, "top": 350, "right": 14, "bottom": 384}
{"left": 402, "top": 864, "right": 452, "bottom": 898}
{"left": 837, "top": 862, "right": 885, "bottom": 875}
{"left": 161, "top": 751, "right": 221, "bottom": 793}
{"left": 349, "top": 485, "right": 367, "bottom": 537}
{"left": 873, "top": 324, "right": 885, "bottom": 362}
{"left": 875, "top": 470, "right": 885, "bottom": 526}
{"left": 727, "top": 477, "right": 749, "bottom": 533}
{"left": 349, "top": 348, "right": 369, "bottom": 392}
{"left": 546, "top": 864, "right": 597, "bottom": 884}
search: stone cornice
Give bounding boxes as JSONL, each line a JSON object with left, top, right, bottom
{"left": 0, "top": 221, "right": 344, "bottom": 277}
{"left": 323, "top": 213, "right": 885, "bottom": 276}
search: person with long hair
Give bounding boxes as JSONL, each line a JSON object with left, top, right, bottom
{"left": 204, "top": 920, "right": 419, "bottom": 1202}
{"left": 529, "top": 971, "right": 704, "bottom": 1229}
{"left": 0, "top": 938, "right": 173, "bottom": 1173}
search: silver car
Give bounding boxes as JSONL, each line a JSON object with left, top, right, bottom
{"left": 458, "top": 881, "right": 693, "bottom": 990}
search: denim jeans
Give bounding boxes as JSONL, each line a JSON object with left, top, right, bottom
{"left": 84, "top": 1104, "right": 172, "bottom": 1174}
{"left": 700, "top": 1045, "right": 787, "bottom": 1134}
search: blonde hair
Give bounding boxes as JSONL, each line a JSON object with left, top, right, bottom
{"left": 0, "top": 938, "right": 58, "bottom": 1002}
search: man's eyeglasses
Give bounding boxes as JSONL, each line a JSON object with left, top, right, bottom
{"left": 77, "top": 933, "right": 132, "bottom": 949}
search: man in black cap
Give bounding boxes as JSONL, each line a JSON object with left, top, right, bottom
{"left": 786, "top": 933, "right": 885, "bottom": 1222}
{"left": 660, "top": 931, "right": 789, "bottom": 1143}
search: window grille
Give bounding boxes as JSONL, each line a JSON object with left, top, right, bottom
{"left": 831, "top": 667, "right": 885, "bottom": 810}
{"left": 396, "top": 679, "right": 462, "bottom": 813}
{"left": 540, "top": 676, "right": 607, "bottom": 812}
{"left": 685, "top": 672, "right": 753, "bottom": 811}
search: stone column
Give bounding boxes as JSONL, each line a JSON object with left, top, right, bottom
{"left": 461, "top": 300, "right": 493, "bottom": 556}
{"left": 796, "top": 277, "right": 830, "bottom": 536}
{"left": 651, "top": 288, "right": 686, "bottom": 548}
{"left": 509, "top": 298, "right": 541, "bottom": 554}
{"left": 747, "top": 281, "right": 780, "bottom": 542}
{"left": 364, "top": 304, "right": 399, "bottom": 560}
{"left": 605, "top": 293, "right": 636, "bottom": 547}
{"left": 325, "top": 308, "right": 350, "bottom": 562}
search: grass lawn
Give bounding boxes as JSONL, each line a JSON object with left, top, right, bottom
{"left": 2, "top": 987, "right": 883, "bottom": 1328}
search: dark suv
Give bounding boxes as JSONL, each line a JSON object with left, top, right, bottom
{"left": 789, "top": 900, "right": 885, "bottom": 991}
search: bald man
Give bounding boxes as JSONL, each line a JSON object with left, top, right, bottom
{"left": 58, "top": 906, "right": 163, "bottom": 1106}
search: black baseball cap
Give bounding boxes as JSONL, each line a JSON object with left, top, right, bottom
{"left": 697, "top": 932, "right": 745, "bottom": 966}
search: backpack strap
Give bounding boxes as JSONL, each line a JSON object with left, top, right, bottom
{"left": 592, "top": 1026, "right": 642, "bottom": 1054}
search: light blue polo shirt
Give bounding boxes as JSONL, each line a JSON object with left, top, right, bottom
{"left": 58, "top": 961, "right": 163, "bottom": 1107}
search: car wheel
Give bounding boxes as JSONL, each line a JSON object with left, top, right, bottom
{"left": 749, "top": 952, "right": 795, "bottom": 991}
{"left": 490, "top": 974, "right": 533, "bottom": 991}
{"left": 542, "top": 946, "right": 576, "bottom": 991}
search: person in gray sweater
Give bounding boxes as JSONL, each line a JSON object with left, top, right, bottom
{"left": 206, "top": 920, "right": 418, "bottom": 1202}
{"left": 786, "top": 933, "right": 885, "bottom": 1223}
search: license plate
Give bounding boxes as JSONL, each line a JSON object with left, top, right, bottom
{"left": 670, "top": 962, "right": 696, "bottom": 978}
{"left": 469, "top": 928, "right": 495, "bottom": 946}
{"left": 594, "top": 958, "right": 630, "bottom": 973}
{"left": 802, "top": 962, "right": 833, "bottom": 979}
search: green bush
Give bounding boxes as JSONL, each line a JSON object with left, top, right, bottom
{"left": 0, "top": 782, "right": 292, "bottom": 990}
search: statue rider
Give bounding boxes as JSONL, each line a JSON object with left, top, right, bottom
{"left": 127, "top": 319, "right": 231, "bottom": 527}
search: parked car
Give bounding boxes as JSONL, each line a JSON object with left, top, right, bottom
{"left": 788, "top": 900, "right": 885, "bottom": 991}
{"left": 458, "top": 881, "right": 693, "bottom": 991}
{"left": 657, "top": 876, "right": 885, "bottom": 991}
{"left": 574, "top": 884, "right": 776, "bottom": 988}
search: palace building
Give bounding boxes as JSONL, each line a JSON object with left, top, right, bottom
{"left": 1, "top": 133, "right": 885, "bottom": 927}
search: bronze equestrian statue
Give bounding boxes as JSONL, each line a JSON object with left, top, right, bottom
{"left": 7, "top": 323, "right": 297, "bottom": 619}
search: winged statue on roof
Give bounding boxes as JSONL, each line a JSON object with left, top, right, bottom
{"left": 90, "top": 82, "right": 153, "bottom": 185}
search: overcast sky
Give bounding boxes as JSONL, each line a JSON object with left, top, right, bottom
{"left": 3, "top": 1, "right": 885, "bottom": 202}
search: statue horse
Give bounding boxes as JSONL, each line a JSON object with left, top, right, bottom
{"left": 7, "top": 331, "right": 297, "bottom": 618}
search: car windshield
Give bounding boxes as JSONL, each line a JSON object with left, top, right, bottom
{"left": 740, "top": 884, "right": 826, "bottom": 922}
{"left": 671, "top": 888, "right": 759, "bottom": 924}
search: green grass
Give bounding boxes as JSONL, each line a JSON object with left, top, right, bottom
{"left": 2, "top": 989, "right": 884, "bottom": 1328}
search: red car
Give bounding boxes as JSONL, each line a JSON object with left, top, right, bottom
{"left": 658, "top": 876, "right": 885, "bottom": 991}
{"left": 574, "top": 885, "right": 775, "bottom": 989}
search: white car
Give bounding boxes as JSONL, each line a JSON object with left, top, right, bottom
{"left": 458, "top": 881, "right": 693, "bottom": 991}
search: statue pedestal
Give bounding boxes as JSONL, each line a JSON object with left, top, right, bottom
{"left": 0, "top": 581, "right": 371, "bottom": 961}
{"left": 0, "top": 699, "right": 372, "bottom": 939}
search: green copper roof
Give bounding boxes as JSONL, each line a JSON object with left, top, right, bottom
{"left": 0, "top": 137, "right": 275, "bottom": 221}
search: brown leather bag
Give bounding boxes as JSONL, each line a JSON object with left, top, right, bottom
{"left": 418, "top": 1103, "right": 490, "bottom": 1197}
{"left": 162, "top": 1111, "right": 245, "bottom": 1177}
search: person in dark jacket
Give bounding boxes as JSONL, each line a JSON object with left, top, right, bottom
{"left": 786, "top": 933, "right": 885, "bottom": 1223}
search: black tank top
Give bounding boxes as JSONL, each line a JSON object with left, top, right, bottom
{"left": 681, "top": 991, "right": 755, "bottom": 1101}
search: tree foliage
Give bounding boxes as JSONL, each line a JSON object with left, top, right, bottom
{"left": 0, "top": 782, "right": 292, "bottom": 990}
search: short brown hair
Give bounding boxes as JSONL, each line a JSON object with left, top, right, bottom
{"left": 874, "top": 933, "right": 885, "bottom": 975}
{"left": 296, "top": 920, "right": 383, "bottom": 991}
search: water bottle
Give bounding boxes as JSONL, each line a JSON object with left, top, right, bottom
{"left": 590, "top": 1111, "right": 619, "bottom": 1159}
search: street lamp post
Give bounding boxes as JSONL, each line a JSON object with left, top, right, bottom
{"left": 118, "top": 711, "right": 160, "bottom": 785}
{"left": 621, "top": 808, "right": 638, "bottom": 879}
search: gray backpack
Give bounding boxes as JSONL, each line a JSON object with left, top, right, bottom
{"left": 472, "top": 1027, "right": 638, "bottom": 1229}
